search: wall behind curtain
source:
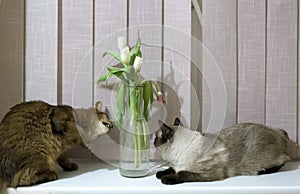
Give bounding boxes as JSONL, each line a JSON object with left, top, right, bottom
{"left": 1, "top": 0, "right": 300, "bottom": 158}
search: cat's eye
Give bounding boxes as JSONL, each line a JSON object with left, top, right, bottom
{"left": 162, "top": 135, "right": 168, "bottom": 141}
{"left": 102, "top": 122, "right": 112, "bottom": 128}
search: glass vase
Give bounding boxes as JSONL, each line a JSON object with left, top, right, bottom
{"left": 119, "top": 84, "right": 150, "bottom": 177}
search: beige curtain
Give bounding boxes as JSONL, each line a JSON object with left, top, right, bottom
{"left": 0, "top": 0, "right": 299, "bottom": 158}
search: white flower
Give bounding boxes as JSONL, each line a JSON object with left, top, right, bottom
{"left": 133, "top": 56, "right": 142, "bottom": 72}
{"left": 120, "top": 46, "right": 131, "bottom": 64}
{"left": 118, "top": 36, "right": 127, "bottom": 50}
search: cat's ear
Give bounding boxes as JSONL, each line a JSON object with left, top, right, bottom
{"left": 174, "top": 117, "right": 183, "bottom": 126}
{"left": 158, "top": 120, "right": 164, "bottom": 127}
{"left": 95, "top": 101, "right": 102, "bottom": 112}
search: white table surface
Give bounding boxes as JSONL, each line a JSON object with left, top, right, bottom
{"left": 7, "top": 159, "right": 300, "bottom": 194}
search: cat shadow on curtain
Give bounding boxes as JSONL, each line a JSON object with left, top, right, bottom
{"left": 161, "top": 60, "right": 185, "bottom": 126}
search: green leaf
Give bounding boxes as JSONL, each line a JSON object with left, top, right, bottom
{"left": 143, "top": 81, "right": 154, "bottom": 120}
{"left": 136, "top": 31, "right": 142, "bottom": 58}
{"left": 128, "top": 31, "right": 142, "bottom": 66}
{"left": 107, "top": 67, "right": 122, "bottom": 77}
{"left": 107, "top": 67, "right": 121, "bottom": 72}
{"left": 115, "top": 82, "right": 126, "bottom": 129}
{"left": 102, "top": 50, "right": 121, "bottom": 62}
{"left": 128, "top": 53, "right": 136, "bottom": 66}
{"left": 106, "top": 66, "right": 133, "bottom": 78}
{"left": 137, "top": 50, "right": 142, "bottom": 58}
{"left": 97, "top": 72, "right": 112, "bottom": 83}
{"left": 149, "top": 81, "right": 154, "bottom": 102}
{"left": 122, "top": 66, "right": 138, "bottom": 82}
{"left": 108, "top": 66, "right": 132, "bottom": 73}
{"left": 136, "top": 30, "right": 141, "bottom": 52}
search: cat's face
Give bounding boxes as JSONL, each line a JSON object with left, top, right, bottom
{"left": 154, "top": 118, "right": 182, "bottom": 147}
{"left": 74, "top": 101, "right": 113, "bottom": 145}
{"left": 93, "top": 101, "right": 113, "bottom": 136}
{"left": 95, "top": 111, "right": 113, "bottom": 134}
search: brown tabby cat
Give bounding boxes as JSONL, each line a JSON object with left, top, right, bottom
{"left": 0, "top": 100, "right": 113, "bottom": 191}
{"left": 155, "top": 118, "right": 290, "bottom": 185}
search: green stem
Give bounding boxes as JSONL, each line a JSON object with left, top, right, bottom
{"left": 142, "top": 121, "right": 147, "bottom": 149}
{"left": 137, "top": 125, "right": 141, "bottom": 167}
{"left": 129, "top": 87, "right": 138, "bottom": 120}
{"left": 128, "top": 84, "right": 148, "bottom": 169}
{"left": 133, "top": 121, "right": 138, "bottom": 168}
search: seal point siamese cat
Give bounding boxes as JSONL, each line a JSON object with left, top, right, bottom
{"left": 154, "top": 118, "right": 290, "bottom": 185}
{"left": 0, "top": 101, "right": 113, "bottom": 191}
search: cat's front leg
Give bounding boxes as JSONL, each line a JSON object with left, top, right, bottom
{"left": 161, "top": 174, "right": 183, "bottom": 185}
{"left": 156, "top": 167, "right": 176, "bottom": 179}
{"left": 161, "top": 171, "right": 216, "bottom": 185}
{"left": 57, "top": 153, "right": 78, "bottom": 171}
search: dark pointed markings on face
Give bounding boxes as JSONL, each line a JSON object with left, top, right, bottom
{"left": 155, "top": 120, "right": 176, "bottom": 147}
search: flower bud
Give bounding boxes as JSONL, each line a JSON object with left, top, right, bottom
{"left": 157, "top": 91, "right": 166, "bottom": 104}
{"left": 133, "top": 56, "right": 142, "bottom": 72}
{"left": 120, "top": 46, "right": 131, "bottom": 64}
{"left": 118, "top": 36, "right": 127, "bottom": 50}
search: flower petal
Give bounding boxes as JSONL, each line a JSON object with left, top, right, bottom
{"left": 133, "top": 56, "right": 142, "bottom": 72}
{"left": 120, "top": 46, "right": 131, "bottom": 64}
{"left": 118, "top": 36, "right": 127, "bottom": 50}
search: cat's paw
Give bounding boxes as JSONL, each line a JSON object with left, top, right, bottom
{"left": 36, "top": 170, "right": 58, "bottom": 184}
{"left": 62, "top": 162, "right": 78, "bottom": 171}
{"left": 156, "top": 171, "right": 165, "bottom": 179}
{"left": 12, "top": 169, "right": 58, "bottom": 187}
{"left": 161, "top": 175, "right": 183, "bottom": 185}
{"left": 156, "top": 167, "right": 176, "bottom": 179}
